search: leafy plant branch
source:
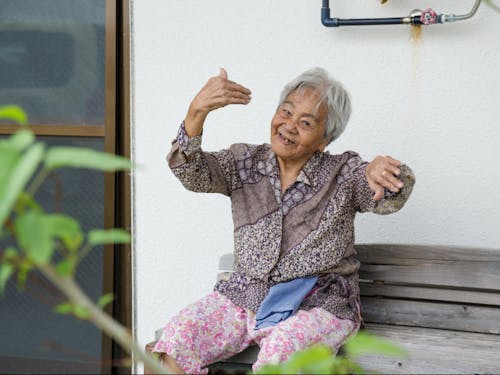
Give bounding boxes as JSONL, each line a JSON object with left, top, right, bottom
{"left": 0, "top": 106, "right": 169, "bottom": 374}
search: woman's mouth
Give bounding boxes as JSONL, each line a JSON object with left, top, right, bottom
{"left": 278, "top": 131, "right": 295, "bottom": 145}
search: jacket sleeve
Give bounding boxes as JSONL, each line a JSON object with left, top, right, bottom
{"left": 167, "top": 122, "right": 238, "bottom": 196}
{"left": 341, "top": 153, "right": 415, "bottom": 215}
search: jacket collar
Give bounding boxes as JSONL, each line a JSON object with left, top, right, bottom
{"left": 259, "top": 146, "right": 324, "bottom": 189}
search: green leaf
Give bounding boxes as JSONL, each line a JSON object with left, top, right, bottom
{"left": 56, "top": 256, "right": 77, "bottom": 276}
{"left": 54, "top": 302, "right": 90, "bottom": 319}
{"left": 46, "top": 214, "right": 84, "bottom": 252}
{"left": 0, "top": 142, "right": 45, "bottom": 227}
{"left": 283, "top": 345, "right": 335, "bottom": 374}
{"left": 97, "top": 293, "right": 114, "bottom": 308}
{"left": 54, "top": 302, "right": 73, "bottom": 315}
{"left": 0, "top": 144, "right": 20, "bottom": 186}
{"left": 2, "top": 247, "right": 18, "bottom": 260}
{"left": 0, "top": 247, "right": 17, "bottom": 295}
{"left": 73, "top": 305, "right": 90, "bottom": 319}
{"left": 8, "top": 130, "right": 35, "bottom": 151}
{"left": 16, "top": 212, "right": 83, "bottom": 268}
{"left": 45, "top": 147, "right": 131, "bottom": 171}
{"left": 0, "top": 264, "right": 14, "bottom": 294}
{"left": 15, "top": 192, "right": 42, "bottom": 213}
{"left": 254, "top": 364, "right": 283, "bottom": 374}
{"left": 88, "top": 229, "right": 131, "bottom": 246}
{"left": 0, "top": 105, "right": 28, "bottom": 125}
{"left": 16, "top": 211, "right": 53, "bottom": 264}
{"left": 284, "top": 345, "right": 324, "bottom": 369}
{"left": 344, "top": 330, "right": 407, "bottom": 358}
{"left": 255, "top": 345, "right": 339, "bottom": 375}
{"left": 16, "top": 258, "right": 32, "bottom": 288}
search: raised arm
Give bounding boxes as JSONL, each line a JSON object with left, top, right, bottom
{"left": 167, "top": 69, "right": 252, "bottom": 195}
{"left": 183, "top": 68, "right": 251, "bottom": 137}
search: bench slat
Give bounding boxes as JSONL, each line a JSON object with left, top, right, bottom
{"left": 362, "top": 297, "right": 500, "bottom": 334}
{"left": 359, "top": 261, "right": 500, "bottom": 291}
{"left": 355, "top": 244, "right": 500, "bottom": 262}
{"left": 356, "top": 244, "right": 500, "bottom": 291}
{"left": 359, "top": 323, "right": 500, "bottom": 374}
{"left": 360, "top": 283, "right": 500, "bottom": 306}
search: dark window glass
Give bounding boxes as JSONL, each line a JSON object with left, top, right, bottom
{"left": 0, "top": 136, "right": 104, "bottom": 374}
{"left": 0, "top": 0, "right": 105, "bottom": 124}
{"left": 0, "top": 31, "right": 74, "bottom": 88}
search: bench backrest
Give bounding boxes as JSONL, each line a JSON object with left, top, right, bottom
{"left": 218, "top": 244, "right": 500, "bottom": 335}
{"left": 357, "top": 244, "right": 500, "bottom": 335}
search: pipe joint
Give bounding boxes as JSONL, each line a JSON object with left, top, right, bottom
{"left": 420, "top": 8, "right": 438, "bottom": 25}
{"left": 321, "top": 7, "right": 339, "bottom": 27}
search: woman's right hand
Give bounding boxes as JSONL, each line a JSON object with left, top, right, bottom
{"left": 184, "top": 68, "right": 252, "bottom": 137}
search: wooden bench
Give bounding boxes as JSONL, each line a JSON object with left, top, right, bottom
{"left": 147, "top": 244, "right": 500, "bottom": 374}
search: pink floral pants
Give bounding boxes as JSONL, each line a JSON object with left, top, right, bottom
{"left": 153, "top": 291, "right": 358, "bottom": 374}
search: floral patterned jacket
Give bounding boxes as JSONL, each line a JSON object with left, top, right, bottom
{"left": 168, "top": 122, "right": 415, "bottom": 323}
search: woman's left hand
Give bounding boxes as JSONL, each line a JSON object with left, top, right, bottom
{"left": 365, "top": 155, "right": 404, "bottom": 201}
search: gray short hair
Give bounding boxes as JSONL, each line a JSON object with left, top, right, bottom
{"left": 278, "top": 67, "right": 351, "bottom": 145}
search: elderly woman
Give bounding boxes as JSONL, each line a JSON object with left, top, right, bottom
{"left": 153, "top": 67, "right": 415, "bottom": 374}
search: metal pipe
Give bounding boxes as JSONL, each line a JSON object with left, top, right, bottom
{"left": 321, "top": 0, "right": 407, "bottom": 27}
{"left": 443, "top": 0, "right": 482, "bottom": 22}
{"left": 335, "top": 17, "right": 404, "bottom": 26}
{"left": 321, "top": 0, "right": 482, "bottom": 27}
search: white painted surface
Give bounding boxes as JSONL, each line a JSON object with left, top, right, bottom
{"left": 130, "top": 1, "right": 500, "bottom": 371}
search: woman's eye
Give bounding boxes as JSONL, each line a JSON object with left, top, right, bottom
{"left": 302, "top": 121, "right": 311, "bottom": 127}
{"left": 282, "top": 108, "right": 291, "bottom": 116}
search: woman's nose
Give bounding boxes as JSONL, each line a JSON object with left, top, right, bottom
{"left": 282, "top": 119, "right": 298, "bottom": 133}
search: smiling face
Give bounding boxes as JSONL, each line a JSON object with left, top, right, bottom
{"left": 270, "top": 88, "right": 328, "bottom": 170}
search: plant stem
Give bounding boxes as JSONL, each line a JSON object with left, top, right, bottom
{"left": 26, "top": 168, "right": 50, "bottom": 196}
{"left": 78, "top": 242, "right": 93, "bottom": 262}
{"left": 39, "top": 264, "right": 171, "bottom": 374}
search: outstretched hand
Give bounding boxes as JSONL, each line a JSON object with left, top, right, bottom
{"left": 365, "top": 155, "right": 404, "bottom": 201}
{"left": 184, "top": 68, "right": 252, "bottom": 137}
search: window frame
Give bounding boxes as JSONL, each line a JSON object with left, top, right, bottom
{"left": 0, "top": 0, "right": 132, "bottom": 373}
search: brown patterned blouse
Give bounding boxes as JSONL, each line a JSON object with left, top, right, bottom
{"left": 167, "top": 122, "right": 415, "bottom": 324}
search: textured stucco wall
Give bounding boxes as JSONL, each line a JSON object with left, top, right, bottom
{"left": 131, "top": 0, "right": 500, "bottom": 371}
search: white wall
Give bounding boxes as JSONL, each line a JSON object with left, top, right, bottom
{"left": 131, "top": 0, "right": 500, "bottom": 370}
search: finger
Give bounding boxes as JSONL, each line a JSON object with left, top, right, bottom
{"left": 206, "top": 78, "right": 251, "bottom": 97}
{"left": 367, "top": 178, "right": 384, "bottom": 201}
{"left": 219, "top": 67, "right": 228, "bottom": 80}
{"left": 379, "top": 173, "right": 403, "bottom": 192}
{"left": 219, "top": 94, "right": 251, "bottom": 105}
{"left": 201, "top": 83, "right": 250, "bottom": 103}
{"left": 387, "top": 175, "right": 404, "bottom": 190}
{"left": 224, "top": 97, "right": 251, "bottom": 105}
{"left": 373, "top": 186, "right": 384, "bottom": 201}
{"left": 212, "top": 87, "right": 251, "bottom": 104}
{"left": 225, "top": 90, "right": 252, "bottom": 102}
{"left": 386, "top": 156, "right": 402, "bottom": 167}
{"left": 207, "top": 95, "right": 251, "bottom": 109}
{"left": 386, "top": 164, "right": 401, "bottom": 176}
{"left": 224, "top": 81, "right": 252, "bottom": 95}
{"left": 214, "top": 84, "right": 252, "bottom": 102}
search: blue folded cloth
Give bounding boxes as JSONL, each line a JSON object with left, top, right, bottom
{"left": 255, "top": 276, "right": 318, "bottom": 330}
